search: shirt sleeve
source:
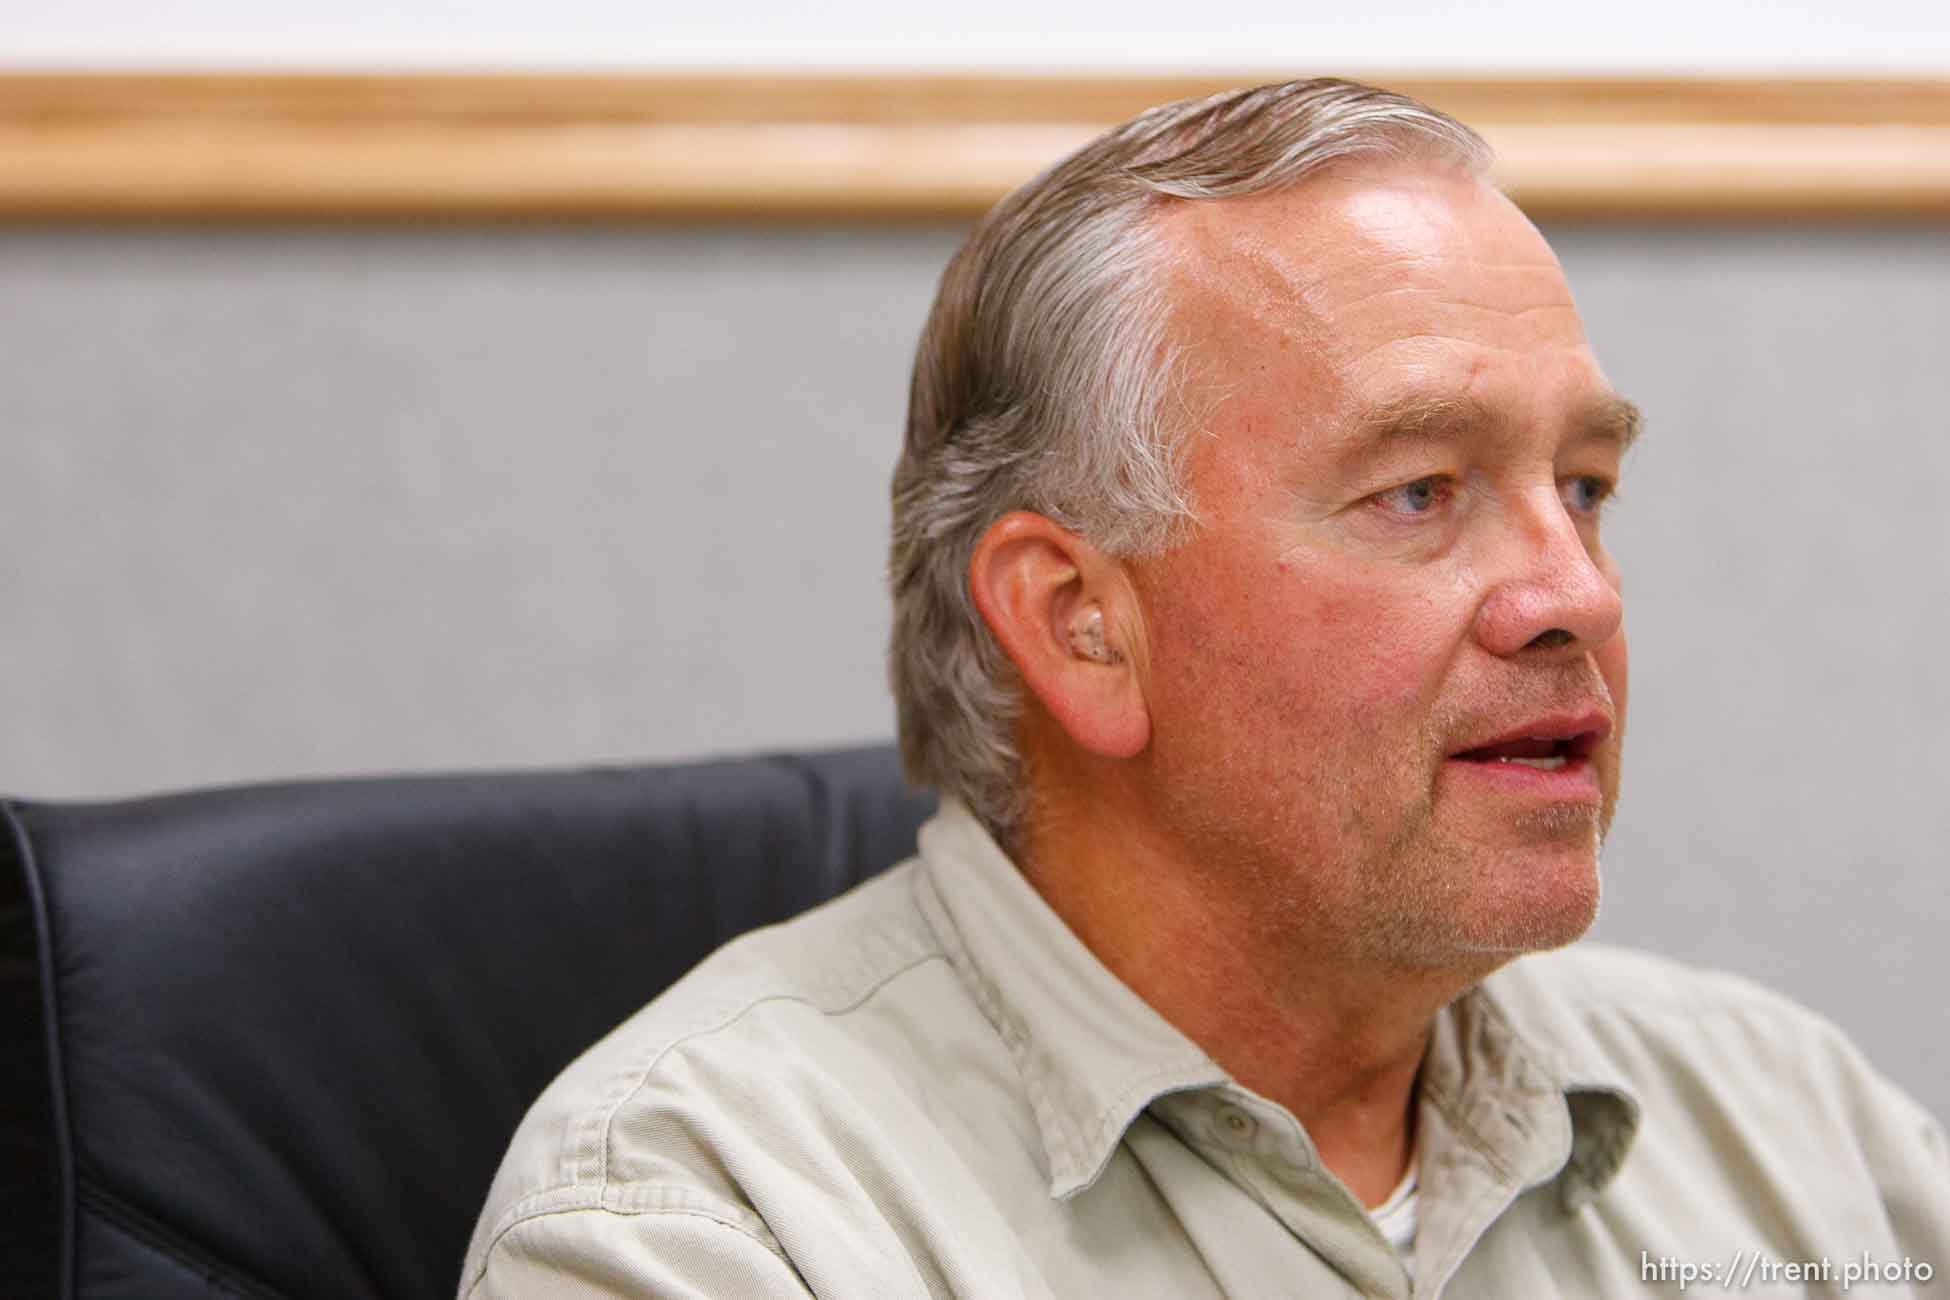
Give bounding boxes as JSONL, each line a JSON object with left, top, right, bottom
{"left": 465, "top": 1205, "right": 818, "bottom": 1300}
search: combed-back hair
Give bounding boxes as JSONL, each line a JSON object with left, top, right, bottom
{"left": 889, "top": 78, "right": 1492, "bottom": 840}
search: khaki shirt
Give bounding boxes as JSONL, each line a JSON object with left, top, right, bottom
{"left": 462, "top": 802, "right": 1949, "bottom": 1298}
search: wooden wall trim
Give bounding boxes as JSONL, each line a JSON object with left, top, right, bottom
{"left": 3, "top": 73, "right": 1947, "bottom": 221}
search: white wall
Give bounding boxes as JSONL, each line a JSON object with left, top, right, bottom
{"left": 6, "top": 0, "right": 1950, "bottom": 72}
{"left": 4, "top": 220, "right": 1948, "bottom": 1123}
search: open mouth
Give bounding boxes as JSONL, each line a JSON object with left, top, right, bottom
{"left": 1449, "top": 713, "right": 1610, "bottom": 773}
{"left": 1451, "top": 736, "right": 1586, "bottom": 771}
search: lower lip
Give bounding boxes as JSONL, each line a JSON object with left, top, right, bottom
{"left": 1442, "top": 754, "right": 1602, "bottom": 801}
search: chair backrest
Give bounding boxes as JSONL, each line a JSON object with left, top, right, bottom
{"left": 1, "top": 746, "right": 936, "bottom": 1300}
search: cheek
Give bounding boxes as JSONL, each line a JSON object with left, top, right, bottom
{"left": 1284, "top": 558, "right": 1457, "bottom": 715}
{"left": 1186, "top": 559, "right": 1442, "bottom": 727}
{"left": 1142, "top": 544, "right": 1456, "bottom": 732}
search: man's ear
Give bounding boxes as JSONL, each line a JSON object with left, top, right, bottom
{"left": 968, "top": 511, "right": 1150, "bottom": 760}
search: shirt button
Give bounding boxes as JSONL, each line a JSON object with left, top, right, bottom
{"left": 1218, "top": 1105, "right": 1257, "bottom": 1142}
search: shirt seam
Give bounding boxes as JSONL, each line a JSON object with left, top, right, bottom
{"left": 582, "top": 947, "right": 950, "bottom": 1189}
{"left": 462, "top": 1193, "right": 796, "bottom": 1298}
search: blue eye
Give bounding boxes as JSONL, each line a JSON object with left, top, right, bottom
{"left": 1375, "top": 477, "right": 1449, "bottom": 516}
{"left": 1561, "top": 476, "right": 1614, "bottom": 515}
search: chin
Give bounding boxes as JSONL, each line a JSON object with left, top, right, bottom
{"left": 1376, "top": 835, "right": 1603, "bottom": 974}
{"left": 1470, "top": 842, "right": 1604, "bottom": 957}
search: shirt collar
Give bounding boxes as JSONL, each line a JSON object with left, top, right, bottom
{"left": 913, "top": 800, "right": 1224, "bottom": 1198}
{"left": 1422, "top": 978, "right": 1642, "bottom": 1208}
{"left": 911, "top": 800, "right": 1641, "bottom": 1205}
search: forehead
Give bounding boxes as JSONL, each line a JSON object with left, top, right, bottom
{"left": 1150, "top": 159, "right": 1595, "bottom": 420}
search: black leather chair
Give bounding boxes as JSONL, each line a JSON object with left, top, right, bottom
{"left": 2, "top": 746, "right": 936, "bottom": 1299}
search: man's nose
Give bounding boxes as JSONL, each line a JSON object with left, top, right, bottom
{"left": 1472, "top": 489, "right": 1623, "bottom": 659}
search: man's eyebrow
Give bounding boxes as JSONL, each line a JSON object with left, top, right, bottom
{"left": 1344, "top": 393, "right": 1495, "bottom": 453}
{"left": 1578, "top": 393, "right": 1644, "bottom": 452}
{"left": 1336, "top": 391, "right": 1644, "bottom": 460}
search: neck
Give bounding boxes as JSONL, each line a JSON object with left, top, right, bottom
{"left": 1014, "top": 756, "right": 1479, "bottom": 1207}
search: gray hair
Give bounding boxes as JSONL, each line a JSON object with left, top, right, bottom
{"left": 889, "top": 78, "right": 1492, "bottom": 840}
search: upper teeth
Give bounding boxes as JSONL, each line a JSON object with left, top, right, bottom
{"left": 1500, "top": 755, "right": 1567, "bottom": 770}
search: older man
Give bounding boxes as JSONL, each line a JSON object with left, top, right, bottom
{"left": 462, "top": 80, "right": 1947, "bottom": 1298}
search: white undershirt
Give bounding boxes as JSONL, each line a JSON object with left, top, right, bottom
{"left": 1369, "top": 1155, "right": 1421, "bottom": 1278}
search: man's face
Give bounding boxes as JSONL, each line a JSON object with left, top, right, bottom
{"left": 1128, "top": 159, "right": 1633, "bottom": 972}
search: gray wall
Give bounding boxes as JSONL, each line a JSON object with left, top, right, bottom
{"left": 3, "top": 221, "right": 1945, "bottom": 1121}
